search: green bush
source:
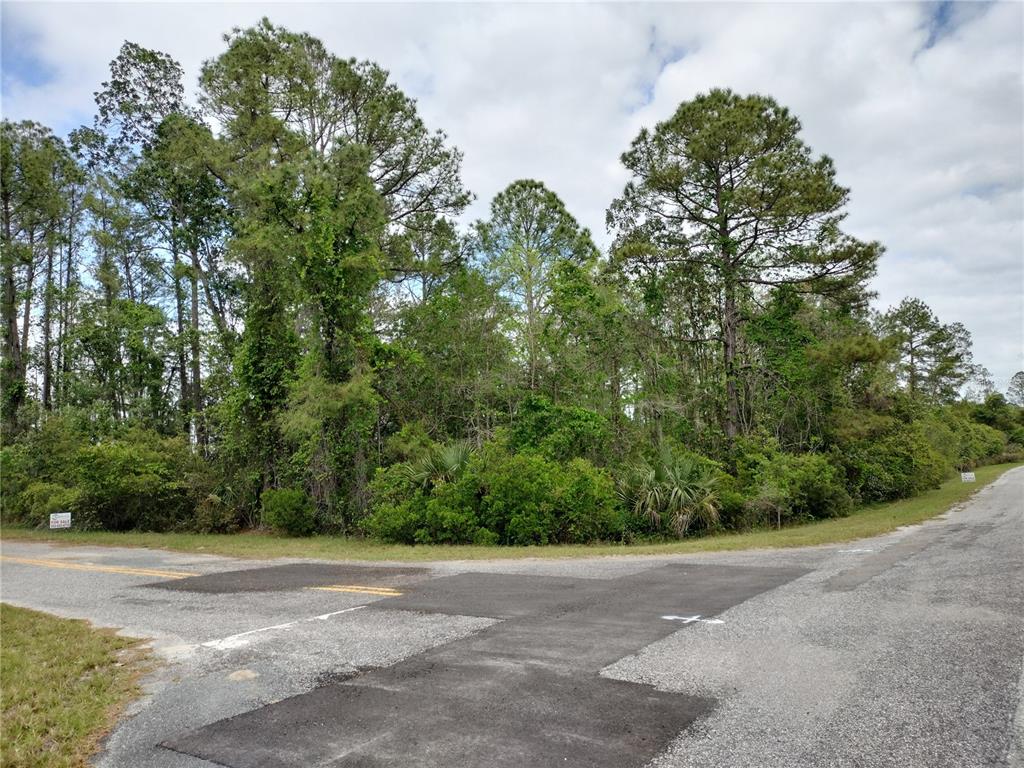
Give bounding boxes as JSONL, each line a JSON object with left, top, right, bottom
{"left": 361, "top": 496, "right": 427, "bottom": 543}
{"left": 72, "top": 438, "right": 192, "bottom": 531}
{"left": 16, "top": 483, "right": 82, "bottom": 528}
{"left": 260, "top": 488, "right": 316, "bottom": 536}
{"left": 477, "top": 450, "right": 561, "bottom": 544}
{"left": 193, "top": 493, "right": 241, "bottom": 534}
{"left": 554, "top": 459, "right": 623, "bottom": 543}
{"left": 617, "top": 444, "right": 722, "bottom": 537}
{"left": 840, "top": 421, "right": 949, "bottom": 503}
{"left": 364, "top": 442, "right": 624, "bottom": 546}
{"left": 747, "top": 451, "right": 852, "bottom": 522}
{"left": 509, "top": 395, "right": 610, "bottom": 463}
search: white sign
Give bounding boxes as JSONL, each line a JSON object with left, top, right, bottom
{"left": 49, "top": 512, "right": 71, "bottom": 529}
{"left": 960, "top": 472, "right": 976, "bottom": 483}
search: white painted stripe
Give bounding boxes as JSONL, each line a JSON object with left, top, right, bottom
{"left": 202, "top": 605, "right": 366, "bottom": 651}
{"left": 661, "top": 614, "right": 724, "bottom": 625}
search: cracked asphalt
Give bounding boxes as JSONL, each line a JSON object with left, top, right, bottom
{"left": 1, "top": 467, "right": 1022, "bottom": 768}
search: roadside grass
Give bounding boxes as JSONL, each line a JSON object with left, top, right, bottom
{"left": 0, "top": 605, "right": 149, "bottom": 768}
{"left": 1, "top": 462, "right": 1019, "bottom": 563}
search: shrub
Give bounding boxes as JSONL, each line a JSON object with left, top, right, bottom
{"left": 72, "top": 439, "right": 192, "bottom": 531}
{"left": 477, "top": 450, "right": 561, "bottom": 545}
{"left": 617, "top": 445, "right": 721, "bottom": 537}
{"left": 16, "top": 483, "right": 82, "bottom": 528}
{"left": 748, "top": 451, "right": 852, "bottom": 522}
{"left": 509, "top": 395, "right": 610, "bottom": 463}
{"left": 192, "top": 494, "right": 240, "bottom": 534}
{"left": 361, "top": 496, "right": 428, "bottom": 543}
{"left": 840, "top": 421, "right": 949, "bottom": 503}
{"left": 554, "top": 459, "right": 623, "bottom": 543}
{"left": 261, "top": 488, "right": 316, "bottom": 536}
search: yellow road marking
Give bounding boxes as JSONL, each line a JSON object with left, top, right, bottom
{"left": 307, "top": 584, "right": 403, "bottom": 596}
{"left": 0, "top": 555, "right": 192, "bottom": 580}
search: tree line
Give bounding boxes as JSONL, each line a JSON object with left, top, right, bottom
{"left": 2, "top": 20, "right": 1022, "bottom": 542}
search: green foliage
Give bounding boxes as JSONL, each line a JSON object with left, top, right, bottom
{"left": 363, "top": 441, "right": 622, "bottom": 545}
{"left": 6, "top": 35, "right": 1017, "bottom": 551}
{"left": 508, "top": 395, "right": 611, "bottom": 463}
{"left": 402, "top": 440, "right": 476, "bottom": 490}
{"left": 617, "top": 445, "right": 721, "bottom": 537}
{"left": 556, "top": 459, "right": 623, "bottom": 543}
{"left": 72, "top": 436, "right": 193, "bottom": 531}
{"left": 838, "top": 423, "right": 948, "bottom": 503}
{"left": 260, "top": 488, "right": 316, "bottom": 536}
{"left": 14, "top": 483, "right": 82, "bottom": 528}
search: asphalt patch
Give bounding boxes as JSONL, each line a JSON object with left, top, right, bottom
{"left": 163, "top": 563, "right": 805, "bottom": 767}
{"left": 147, "top": 563, "right": 428, "bottom": 593}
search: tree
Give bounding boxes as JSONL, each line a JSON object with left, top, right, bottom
{"left": 879, "top": 298, "right": 977, "bottom": 403}
{"left": 608, "top": 89, "right": 880, "bottom": 444}
{"left": 1007, "top": 371, "right": 1024, "bottom": 407}
{"left": 476, "top": 179, "right": 598, "bottom": 390}
{"left": 1, "top": 121, "right": 71, "bottom": 433}
{"left": 199, "top": 19, "right": 470, "bottom": 274}
{"left": 95, "top": 41, "right": 188, "bottom": 155}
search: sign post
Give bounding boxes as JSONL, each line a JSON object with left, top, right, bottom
{"left": 960, "top": 471, "right": 976, "bottom": 483}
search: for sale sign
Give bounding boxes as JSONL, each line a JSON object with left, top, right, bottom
{"left": 960, "top": 472, "right": 976, "bottom": 483}
{"left": 49, "top": 512, "right": 71, "bottom": 529}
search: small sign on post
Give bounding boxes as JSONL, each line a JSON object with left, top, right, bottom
{"left": 49, "top": 512, "right": 71, "bottom": 529}
{"left": 960, "top": 471, "right": 976, "bottom": 483}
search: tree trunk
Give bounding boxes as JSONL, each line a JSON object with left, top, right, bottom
{"left": 41, "top": 237, "right": 54, "bottom": 409}
{"left": 172, "top": 243, "right": 189, "bottom": 436}
{"left": 20, "top": 229, "right": 35, "bottom": 369}
{"left": 189, "top": 246, "right": 205, "bottom": 448}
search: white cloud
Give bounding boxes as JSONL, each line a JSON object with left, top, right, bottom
{"left": 2, "top": 0, "right": 1021, "bottom": 387}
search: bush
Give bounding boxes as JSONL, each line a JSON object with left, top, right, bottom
{"left": 554, "top": 459, "right": 623, "bottom": 543}
{"left": 840, "top": 421, "right": 949, "bottom": 503}
{"left": 72, "top": 438, "right": 193, "bottom": 531}
{"left": 618, "top": 445, "right": 722, "bottom": 537}
{"left": 193, "top": 494, "right": 241, "bottom": 534}
{"left": 261, "top": 488, "right": 316, "bottom": 536}
{"left": 16, "top": 483, "right": 82, "bottom": 528}
{"left": 477, "top": 450, "right": 561, "bottom": 544}
{"left": 364, "top": 442, "right": 625, "bottom": 546}
{"left": 509, "top": 395, "right": 610, "bottom": 463}
{"left": 747, "top": 451, "right": 852, "bottom": 522}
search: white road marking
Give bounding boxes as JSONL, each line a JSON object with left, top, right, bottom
{"left": 838, "top": 548, "right": 874, "bottom": 553}
{"left": 202, "top": 605, "right": 366, "bottom": 651}
{"left": 661, "top": 614, "right": 724, "bottom": 625}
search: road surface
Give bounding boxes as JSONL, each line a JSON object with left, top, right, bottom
{"left": 2, "top": 467, "right": 1022, "bottom": 767}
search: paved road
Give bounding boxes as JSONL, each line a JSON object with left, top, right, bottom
{"left": 2, "top": 468, "right": 1022, "bottom": 767}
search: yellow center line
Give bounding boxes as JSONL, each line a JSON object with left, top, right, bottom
{"left": 0, "top": 555, "right": 193, "bottom": 580}
{"left": 307, "top": 584, "right": 404, "bottom": 596}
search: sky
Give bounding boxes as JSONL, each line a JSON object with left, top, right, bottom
{"left": 2, "top": 1, "right": 1022, "bottom": 389}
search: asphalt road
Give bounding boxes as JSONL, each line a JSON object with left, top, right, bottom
{"left": 2, "top": 467, "right": 1022, "bottom": 767}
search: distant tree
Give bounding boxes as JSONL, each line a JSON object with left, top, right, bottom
{"left": 609, "top": 89, "right": 880, "bottom": 444}
{"left": 476, "top": 179, "right": 598, "bottom": 390}
{"left": 879, "top": 298, "right": 976, "bottom": 403}
{"left": 1007, "top": 371, "right": 1024, "bottom": 406}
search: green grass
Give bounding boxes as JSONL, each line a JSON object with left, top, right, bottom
{"left": 2, "top": 462, "right": 1019, "bottom": 562}
{"left": 0, "top": 605, "right": 149, "bottom": 768}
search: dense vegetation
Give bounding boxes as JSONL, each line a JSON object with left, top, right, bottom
{"left": 2, "top": 22, "right": 1022, "bottom": 544}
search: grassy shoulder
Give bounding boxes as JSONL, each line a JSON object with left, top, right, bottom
{"left": 0, "top": 605, "right": 149, "bottom": 768}
{"left": 2, "top": 462, "right": 1019, "bottom": 562}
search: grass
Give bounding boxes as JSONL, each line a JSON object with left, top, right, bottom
{"left": 0, "top": 605, "right": 150, "bottom": 768}
{"left": 1, "top": 462, "right": 1019, "bottom": 563}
